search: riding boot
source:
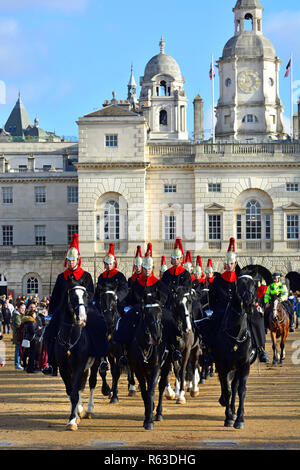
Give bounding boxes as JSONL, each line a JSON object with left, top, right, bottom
{"left": 170, "top": 344, "right": 182, "bottom": 362}
{"left": 258, "top": 347, "right": 269, "bottom": 363}
{"left": 99, "top": 356, "right": 109, "bottom": 373}
{"left": 118, "top": 344, "right": 128, "bottom": 367}
{"left": 289, "top": 314, "right": 295, "bottom": 332}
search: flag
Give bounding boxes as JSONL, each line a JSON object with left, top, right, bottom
{"left": 209, "top": 60, "right": 215, "bottom": 80}
{"left": 285, "top": 59, "right": 291, "bottom": 77}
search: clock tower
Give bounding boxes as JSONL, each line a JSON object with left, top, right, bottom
{"left": 215, "top": 0, "right": 285, "bottom": 142}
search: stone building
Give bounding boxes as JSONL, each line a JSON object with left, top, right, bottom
{"left": 0, "top": 0, "right": 299, "bottom": 297}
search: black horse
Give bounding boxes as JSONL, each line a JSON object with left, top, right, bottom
{"left": 127, "top": 292, "right": 172, "bottom": 430}
{"left": 96, "top": 282, "right": 136, "bottom": 403}
{"left": 208, "top": 274, "right": 256, "bottom": 429}
{"left": 54, "top": 278, "right": 107, "bottom": 430}
{"left": 168, "top": 286, "right": 201, "bottom": 404}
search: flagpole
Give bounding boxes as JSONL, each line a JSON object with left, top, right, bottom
{"left": 290, "top": 52, "right": 293, "bottom": 140}
{"left": 211, "top": 54, "right": 215, "bottom": 144}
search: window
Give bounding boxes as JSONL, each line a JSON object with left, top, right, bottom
{"left": 18, "top": 165, "right": 27, "bottom": 172}
{"left": 286, "top": 183, "right": 299, "bottom": 192}
{"left": 265, "top": 214, "right": 271, "bottom": 240}
{"left": 287, "top": 215, "right": 299, "bottom": 239}
{"left": 159, "top": 110, "right": 168, "bottom": 126}
{"left": 2, "top": 187, "right": 13, "bottom": 204}
{"left": 208, "top": 183, "right": 221, "bottom": 193}
{"left": 2, "top": 225, "right": 13, "bottom": 245}
{"left": 105, "top": 135, "right": 118, "bottom": 147}
{"left": 236, "top": 214, "right": 242, "bottom": 240}
{"left": 242, "top": 114, "right": 258, "bottom": 123}
{"left": 35, "top": 225, "right": 46, "bottom": 245}
{"left": 246, "top": 200, "right": 261, "bottom": 239}
{"left": 67, "top": 186, "right": 78, "bottom": 203}
{"left": 26, "top": 277, "right": 39, "bottom": 295}
{"left": 164, "top": 215, "right": 176, "bottom": 240}
{"left": 104, "top": 200, "right": 119, "bottom": 240}
{"left": 68, "top": 225, "right": 78, "bottom": 244}
{"left": 208, "top": 215, "right": 221, "bottom": 240}
{"left": 224, "top": 115, "right": 230, "bottom": 125}
{"left": 164, "top": 184, "right": 177, "bottom": 193}
{"left": 35, "top": 186, "right": 46, "bottom": 204}
{"left": 225, "top": 78, "right": 231, "bottom": 87}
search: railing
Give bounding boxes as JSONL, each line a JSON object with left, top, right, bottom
{"left": 236, "top": 240, "right": 273, "bottom": 251}
{"left": 286, "top": 240, "right": 300, "bottom": 250}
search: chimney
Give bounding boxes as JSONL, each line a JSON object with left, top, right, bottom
{"left": 193, "top": 94, "right": 204, "bottom": 141}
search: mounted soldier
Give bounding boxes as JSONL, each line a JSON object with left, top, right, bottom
{"left": 197, "top": 237, "right": 269, "bottom": 363}
{"left": 128, "top": 245, "right": 143, "bottom": 288}
{"left": 42, "top": 233, "right": 108, "bottom": 375}
{"left": 264, "top": 273, "right": 295, "bottom": 332}
{"left": 183, "top": 250, "right": 195, "bottom": 281}
{"left": 94, "top": 242, "right": 128, "bottom": 315}
{"left": 114, "top": 243, "right": 167, "bottom": 366}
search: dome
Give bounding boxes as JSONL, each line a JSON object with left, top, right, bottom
{"left": 143, "top": 38, "right": 182, "bottom": 82}
{"left": 222, "top": 33, "right": 275, "bottom": 60}
{"left": 234, "top": 0, "right": 262, "bottom": 8}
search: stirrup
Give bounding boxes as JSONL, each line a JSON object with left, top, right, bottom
{"left": 172, "top": 350, "right": 182, "bottom": 361}
{"left": 118, "top": 355, "right": 128, "bottom": 367}
{"left": 99, "top": 360, "right": 109, "bottom": 372}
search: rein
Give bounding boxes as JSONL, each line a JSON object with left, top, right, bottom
{"left": 57, "top": 321, "right": 83, "bottom": 354}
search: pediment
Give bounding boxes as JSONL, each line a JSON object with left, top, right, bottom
{"left": 205, "top": 203, "right": 225, "bottom": 211}
{"left": 282, "top": 202, "right": 300, "bottom": 211}
{"left": 84, "top": 104, "right": 139, "bottom": 118}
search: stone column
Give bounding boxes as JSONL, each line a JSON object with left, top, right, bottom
{"left": 193, "top": 95, "right": 204, "bottom": 141}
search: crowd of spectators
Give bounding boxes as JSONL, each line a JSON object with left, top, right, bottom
{"left": 0, "top": 294, "right": 50, "bottom": 370}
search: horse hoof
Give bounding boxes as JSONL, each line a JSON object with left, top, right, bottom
{"left": 190, "top": 390, "right": 199, "bottom": 398}
{"left": 200, "top": 379, "right": 206, "bottom": 384}
{"left": 86, "top": 412, "right": 94, "bottom": 419}
{"left": 165, "top": 392, "right": 175, "bottom": 400}
{"left": 176, "top": 397, "right": 186, "bottom": 405}
{"left": 78, "top": 409, "right": 86, "bottom": 419}
{"left": 155, "top": 414, "right": 163, "bottom": 422}
{"left": 66, "top": 423, "right": 78, "bottom": 431}
{"left": 224, "top": 419, "right": 234, "bottom": 427}
{"left": 234, "top": 421, "right": 245, "bottom": 430}
{"left": 109, "top": 397, "right": 119, "bottom": 404}
{"left": 128, "top": 390, "right": 137, "bottom": 397}
{"left": 143, "top": 422, "right": 154, "bottom": 430}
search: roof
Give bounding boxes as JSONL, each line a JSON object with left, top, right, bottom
{"left": 143, "top": 52, "right": 182, "bottom": 82}
{"left": 4, "top": 95, "right": 33, "bottom": 137}
{"left": 234, "top": 0, "right": 262, "bottom": 8}
{"left": 84, "top": 104, "right": 141, "bottom": 118}
{"left": 222, "top": 33, "right": 275, "bottom": 60}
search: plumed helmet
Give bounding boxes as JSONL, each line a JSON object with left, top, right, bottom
{"left": 205, "top": 258, "right": 214, "bottom": 274}
{"left": 134, "top": 245, "right": 143, "bottom": 267}
{"left": 225, "top": 237, "right": 237, "bottom": 264}
{"left": 104, "top": 243, "right": 117, "bottom": 268}
{"left": 160, "top": 255, "right": 168, "bottom": 273}
{"left": 65, "top": 233, "right": 81, "bottom": 266}
{"left": 183, "top": 250, "right": 193, "bottom": 273}
{"left": 142, "top": 242, "right": 154, "bottom": 270}
{"left": 171, "top": 237, "right": 185, "bottom": 263}
{"left": 194, "top": 255, "right": 203, "bottom": 275}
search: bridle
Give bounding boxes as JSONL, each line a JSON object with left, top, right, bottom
{"left": 58, "top": 285, "right": 87, "bottom": 354}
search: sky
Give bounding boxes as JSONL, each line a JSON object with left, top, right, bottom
{"left": 0, "top": 0, "right": 299, "bottom": 140}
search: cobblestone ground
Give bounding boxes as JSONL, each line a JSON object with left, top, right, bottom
{"left": 0, "top": 327, "right": 299, "bottom": 451}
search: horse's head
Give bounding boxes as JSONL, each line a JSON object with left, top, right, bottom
{"left": 97, "top": 282, "right": 118, "bottom": 329}
{"left": 67, "top": 282, "right": 88, "bottom": 328}
{"left": 171, "top": 286, "right": 195, "bottom": 334}
{"left": 271, "top": 297, "right": 285, "bottom": 322}
{"left": 141, "top": 291, "right": 163, "bottom": 346}
{"left": 236, "top": 274, "right": 256, "bottom": 315}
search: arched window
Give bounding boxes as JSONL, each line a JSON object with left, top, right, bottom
{"left": 160, "top": 80, "right": 167, "bottom": 96}
{"left": 244, "top": 13, "right": 253, "bottom": 31}
{"left": 104, "top": 200, "right": 120, "bottom": 240}
{"left": 159, "top": 109, "right": 168, "bottom": 126}
{"left": 246, "top": 200, "right": 261, "bottom": 239}
{"left": 27, "top": 277, "right": 39, "bottom": 295}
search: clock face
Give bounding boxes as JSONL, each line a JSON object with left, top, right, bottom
{"left": 238, "top": 71, "right": 261, "bottom": 94}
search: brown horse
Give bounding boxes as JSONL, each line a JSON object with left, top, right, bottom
{"left": 268, "top": 295, "right": 289, "bottom": 365}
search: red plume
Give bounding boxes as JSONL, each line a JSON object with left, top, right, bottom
{"left": 161, "top": 256, "right": 166, "bottom": 265}
{"left": 135, "top": 245, "right": 142, "bottom": 258}
{"left": 196, "top": 255, "right": 203, "bottom": 268}
{"left": 174, "top": 237, "right": 185, "bottom": 264}
{"left": 144, "top": 242, "right": 152, "bottom": 257}
{"left": 185, "top": 250, "right": 192, "bottom": 264}
{"left": 227, "top": 237, "right": 236, "bottom": 252}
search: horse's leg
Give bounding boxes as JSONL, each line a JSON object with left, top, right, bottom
{"left": 156, "top": 361, "right": 171, "bottom": 421}
{"left": 164, "top": 364, "right": 176, "bottom": 400}
{"left": 229, "top": 371, "right": 239, "bottom": 423}
{"left": 87, "top": 360, "right": 99, "bottom": 418}
{"left": 66, "top": 366, "right": 88, "bottom": 430}
{"left": 144, "top": 370, "right": 159, "bottom": 430}
{"left": 176, "top": 348, "right": 190, "bottom": 404}
{"left": 280, "top": 327, "right": 289, "bottom": 364}
{"left": 128, "top": 366, "right": 137, "bottom": 396}
{"left": 99, "top": 354, "right": 112, "bottom": 396}
{"left": 234, "top": 362, "right": 250, "bottom": 429}
{"left": 218, "top": 369, "right": 233, "bottom": 427}
{"left": 109, "top": 357, "right": 121, "bottom": 404}
{"left": 271, "top": 331, "right": 279, "bottom": 365}
{"left": 190, "top": 344, "right": 201, "bottom": 398}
